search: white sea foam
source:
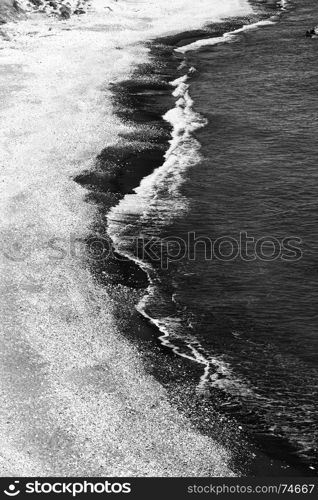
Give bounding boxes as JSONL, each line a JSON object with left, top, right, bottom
{"left": 107, "top": 71, "right": 206, "bottom": 237}
{"left": 176, "top": 0, "right": 291, "bottom": 55}
{"left": 137, "top": 288, "right": 254, "bottom": 397}
{"left": 176, "top": 19, "right": 276, "bottom": 53}
{"left": 107, "top": 67, "right": 213, "bottom": 389}
{"left": 106, "top": 0, "right": 279, "bottom": 401}
{"left": 106, "top": 0, "right": 285, "bottom": 399}
{"left": 108, "top": 61, "right": 254, "bottom": 397}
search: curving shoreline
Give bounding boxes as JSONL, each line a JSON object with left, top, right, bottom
{"left": 0, "top": 0, "right": 253, "bottom": 477}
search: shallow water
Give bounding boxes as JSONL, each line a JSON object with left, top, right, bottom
{"left": 177, "top": 0, "right": 318, "bottom": 470}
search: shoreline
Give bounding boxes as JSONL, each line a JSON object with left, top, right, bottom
{"left": 1, "top": 0, "right": 315, "bottom": 479}
{"left": 85, "top": 1, "right": 316, "bottom": 476}
{"left": 0, "top": 0, "right": 254, "bottom": 476}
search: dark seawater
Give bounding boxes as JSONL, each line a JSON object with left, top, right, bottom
{"left": 171, "top": 0, "right": 318, "bottom": 472}
{"left": 76, "top": 0, "right": 318, "bottom": 476}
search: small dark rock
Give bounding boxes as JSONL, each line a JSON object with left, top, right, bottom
{"left": 60, "top": 5, "right": 71, "bottom": 19}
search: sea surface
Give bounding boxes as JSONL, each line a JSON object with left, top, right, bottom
{"left": 77, "top": 0, "right": 318, "bottom": 475}
{"left": 175, "top": 0, "right": 318, "bottom": 472}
